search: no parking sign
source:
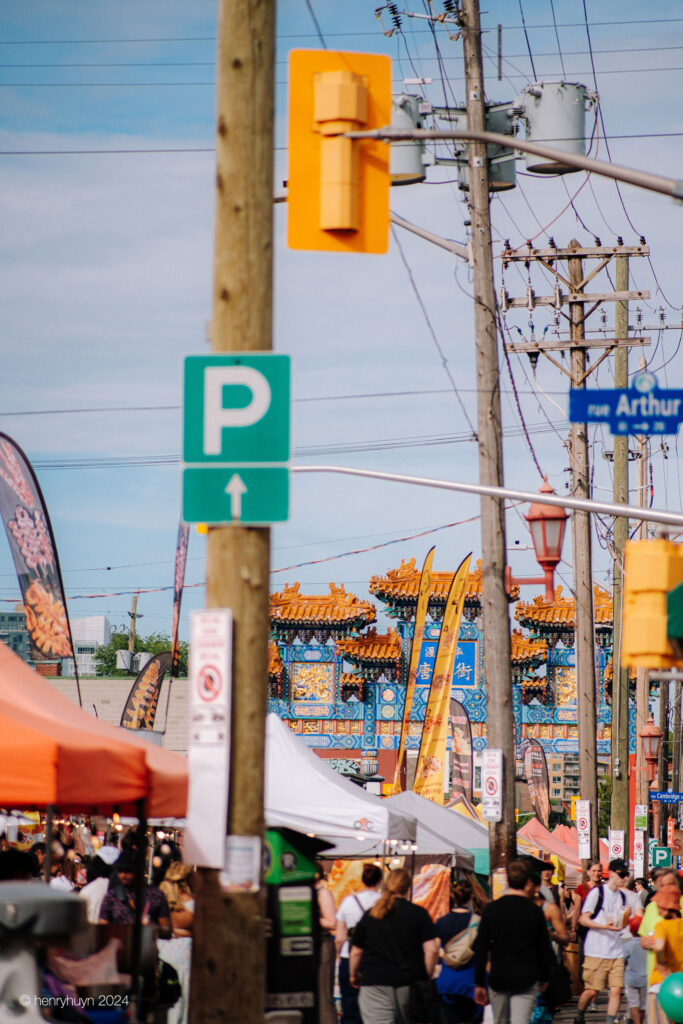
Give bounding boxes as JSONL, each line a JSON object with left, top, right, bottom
{"left": 481, "top": 748, "right": 503, "bottom": 822}
{"left": 576, "top": 799, "right": 591, "bottom": 859}
{"left": 609, "top": 829, "right": 625, "bottom": 860}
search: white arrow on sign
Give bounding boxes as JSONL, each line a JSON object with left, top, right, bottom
{"left": 225, "top": 474, "right": 247, "bottom": 520}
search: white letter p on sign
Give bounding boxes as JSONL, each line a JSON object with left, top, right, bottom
{"left": 203, "top": 366, "right": 272, "bottom": 456}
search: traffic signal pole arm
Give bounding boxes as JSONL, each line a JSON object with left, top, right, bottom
{"left": 347, "top": 127, "right": 683, "bottom": 202}
{"left": 292, "top": 464, "right": 683, "bottom": 529}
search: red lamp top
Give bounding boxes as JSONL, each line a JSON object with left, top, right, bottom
{"left": 524, "top": 477, "right": 569, "bottom": 570}
{"left": 640, "top": 714, "right": 663, "bottom": 763}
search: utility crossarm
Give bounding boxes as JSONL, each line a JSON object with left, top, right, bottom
{"left": 292, "top": 464, "right": 683, "bottom": 529}
{"left": 345, "top": 127, "right": 683, "bottom": 201}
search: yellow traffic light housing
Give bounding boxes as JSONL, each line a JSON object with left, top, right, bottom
{"left": 621, "top": 538, "right": 683, "bottom": 669}
{"left": 287, "top": 50, "right": 391, "bottom": 253}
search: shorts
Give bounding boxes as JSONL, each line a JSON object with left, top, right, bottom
{"left": 625, "top": 985, "right": 647, "bottom": 1010}
{"left": 582, "top": 956, "right": 625, "bottom": 990}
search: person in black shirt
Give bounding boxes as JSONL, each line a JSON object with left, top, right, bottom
{"left": 474, "top": 860, "right": 553, "bottom": 1024}
{"left": 349, "top": 867, "right": 438, "bottom": 1024}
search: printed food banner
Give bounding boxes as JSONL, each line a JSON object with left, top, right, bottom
{"left": 523, "top": 738, "right": 551, "bottom": 828}
{"left": 413, "top": 554, "right": 472, "bottom": 804}
{"left": 449, "top": 698, "right": 473, "bottom": 802}
{"left": 120, "top": 651, "right": 173, "bottom": 730}
{"left": 386, "top": 546, "right": 435, "bottom": 796}
{"left": 171, "top": 522, "right": 189, "bottom": 676}
{"left": 0, "top": 434, "right": 76, "bottom": 666}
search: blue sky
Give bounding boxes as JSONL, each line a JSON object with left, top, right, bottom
{"left": 1, "top": 0, "right": 681, "bottom": 647}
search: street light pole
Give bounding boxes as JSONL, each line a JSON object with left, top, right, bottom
{"left": 461, "top": 0, "right": 516, "bottom": 872}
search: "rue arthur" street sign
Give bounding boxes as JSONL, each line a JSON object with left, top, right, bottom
{"left": 569, "top": 371, "right": 683, "bottom": 436}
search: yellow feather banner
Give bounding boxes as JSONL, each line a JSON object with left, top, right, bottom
{"left": 413, "top": 553, "right": 472, "bottom": 804}
{"left": 385, "top": 547, "right": 435, "bottom": 796}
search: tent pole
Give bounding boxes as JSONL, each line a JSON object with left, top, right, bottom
{"left": 44, "top": 805, "right": 55, "bottom": 884}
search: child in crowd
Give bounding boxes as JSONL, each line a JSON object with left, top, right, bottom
{"left": 623, "top": 916, "right": 648, "bottom": 1024}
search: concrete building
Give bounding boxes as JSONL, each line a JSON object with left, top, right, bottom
{"left": 0, "top": 604, "right": 30, "bottom": 662}
{"left": 62, "top": 615, "right": 112, "bottom": 677}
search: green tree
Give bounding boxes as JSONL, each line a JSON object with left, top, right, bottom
{"left": 598, "top": 775, "right": 612, "bottom": 838}
{"left": 94, "top": 629, "right": 188, "bottom": 677}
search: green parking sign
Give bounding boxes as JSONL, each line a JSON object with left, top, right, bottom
{"left": 651, "top": 844, "right": 672, "bottom": 869}
{"left": 182, "top": 353, "right": 291, "bottom": 525}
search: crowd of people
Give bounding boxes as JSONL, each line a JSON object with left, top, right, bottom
{"left": 319, "top": 856, "right": 683, "bottom": 1024}
{"left": 0, "top": 828, "right": 194, "bottom": 1024}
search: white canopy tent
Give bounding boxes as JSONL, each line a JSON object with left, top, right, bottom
{"left": 324, "top": 789, "right": 475, "bottom": 868}
{"left": 264, "top": 712, "right": 417, "bottom": 844}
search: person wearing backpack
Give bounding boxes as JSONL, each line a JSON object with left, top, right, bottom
{"left": 335, "top": 863, "right": 383, "bottom": 1024}
{"left": 574, "top": 858, "right": 631, "bottom": 1024}
{"left": 435, "top": 878, "right": 487, "bottom": 1024}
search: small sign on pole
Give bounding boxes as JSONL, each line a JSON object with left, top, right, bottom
{"left": 668, "top": 817, "right": 676, "bottom": 848}
{"left": 634, "top": 830, "right": 646, "bottom": 878}
{"left": 481, "top": 748, "right": 503, "bottom": 822}
{"left": 576, "top": 799, "right": 591, "bottom": 859}
{"left": 634, "top": 804, "right": 648, "bottom": 830}
{"left": 610, "top": 829, "right": 625, "bottom": 860}
{"left": 184, "top": 608, "right": 233, "bottom": 868}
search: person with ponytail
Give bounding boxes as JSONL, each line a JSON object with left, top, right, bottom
{"left": 348, "top": 867, "right": 438, "bottom": 1024}
{"left": 435, "top": 877, "right": 487, "bottom": 1024}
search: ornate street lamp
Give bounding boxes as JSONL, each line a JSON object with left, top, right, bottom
{"left": 506, "top": 478, "right": 569, "bottom": 602}
{"left": 640, "top": 714, "right": 664, "bottom": 782}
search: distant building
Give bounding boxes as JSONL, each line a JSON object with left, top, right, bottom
{"left": 0, "top": 604, "right": 30, "bottom": 662}
{"left": 62, "top": 615, "right": 112, "bottom": 677}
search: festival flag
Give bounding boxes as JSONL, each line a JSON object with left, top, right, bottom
{"left": 523, "top": 738, "right": 551, "bottom": 828}
{"left": 0, "top": 434, "right": 78, "bottom": 680}
{"left": 385, "top": 547, "right": 435, "bottom": 796}
{"left": 171, "top": 523, "right": 189, "bottom": 676}
{"left": 449, "top": 697, "right": 473, "bottom": 802}
{"left": 414, "top": 554, "right": 472, "bottom": 804}
{"left": 120, "top": 651, "right": 173, "bottom": 730}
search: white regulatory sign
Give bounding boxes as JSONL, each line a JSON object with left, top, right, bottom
{"left": 481, "top": 748, "right": 503, "bottom": 822}
{"left": 576, "top": 799, "right": 591, "bottom": 859}
{"left": 184, "top": 609, "right": 233, "bottom": 868}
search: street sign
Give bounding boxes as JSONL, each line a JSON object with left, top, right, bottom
{"left": 182, "top": 353, "right": 291, "bottom": 525}
{"left": 652, "top": 845, "right": 673, "bottom": 869}
{"left": 569, "top": 371, "right": 683, "bottom": 436}
{"left": 650, "top": 791, "right": 683, "bottom": 803}
{"left": 672, "top": 830, "right": 683, "bottom": 857}
{"left": 634, "top": 831, "right": 646, "bottom": 878}
{"left": 576, "top": 799, "right": 591, "bottom": 859}
{"left": 481, "top": 748, "right": 503, "bottom": 822}
{"left": 634, "top": 803, "right": 648, "bottom": 830}
{"left": 182, "top": 467, "right": 289, "bottom": 524}
{"left": 610, "top": 829, "right": 625, "bottom": 860}
{"left": 184, "top": 609, "right": 233, "bottom": 868}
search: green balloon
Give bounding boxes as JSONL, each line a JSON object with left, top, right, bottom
{"left": 659, "top": 973, "right": 683, "bottom": 1022}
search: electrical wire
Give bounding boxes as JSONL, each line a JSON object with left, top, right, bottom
{"left": 303, "top": 0, "right": 327, "bottom": 48}
{"left": 390, "top": 224, "right": 477, "bottom": 439}
{"left": 548, "top": 0, "right": 567, "bottom": 79}
{"left": 518, "top": 0, "right": 538, "bottom": 79}
{"left": 497, "top": 311, "right": 545, "bottom": 479}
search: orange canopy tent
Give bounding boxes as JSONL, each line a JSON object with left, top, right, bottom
{"left": 0, "top": 641, "right": 187, "bottom": 817}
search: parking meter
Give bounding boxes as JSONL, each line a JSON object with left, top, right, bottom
{"left": 264, "top": 829, "right": 331, "bottom": 1024}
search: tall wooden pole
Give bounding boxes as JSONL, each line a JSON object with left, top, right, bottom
{"left": 658, "top": 680, "right": 670, "bottom": 843}
{"left": 635, "top": 433, "right": 650, "bottom": 812}
{"left": 568, "top": 242, "right": 599, "bottom": 861}
{"left": 189, "top": 2, "right": 274, "bottom": 1023}
{"left": 672, "top": 680, "right": 682, "bottom": 793}
{"left": 610, "top": 256, "right": 630, "bottom": 852}
{"left": 461, "top": 0, "right": 516, "bottom": 872}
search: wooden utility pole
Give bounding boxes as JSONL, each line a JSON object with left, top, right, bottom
{"left": 567, "top": 242, "right": 599, "bottom": 861}
{"left": 189, "top": 2, "right": 274, "bottom": 1023}
{"left": 610, "top": 256, "right": 630, "bottom": 852}
{"left": 502, "top": 241, "right": 651, "bottom": 863}
{"left": 461, "top": 0, "right": 516, "bottom": 872}
{"left": 127, "top": 593, "right": 140, "bottom": 672}
{"left": 635, "top": 433, "right": 650, "bottom": 811}
{"left": 658, "top": 679, "right": 670, "bottom": 843}
{"left": 673, "top": 680, "right": 682, "bottom": 793}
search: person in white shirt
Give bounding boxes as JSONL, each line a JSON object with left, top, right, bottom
{"left": 335, "top": 863, "right": 383, "bottom": 1024}
{"left": 574, "top": 858, "right": 630, "bottom": 1024}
